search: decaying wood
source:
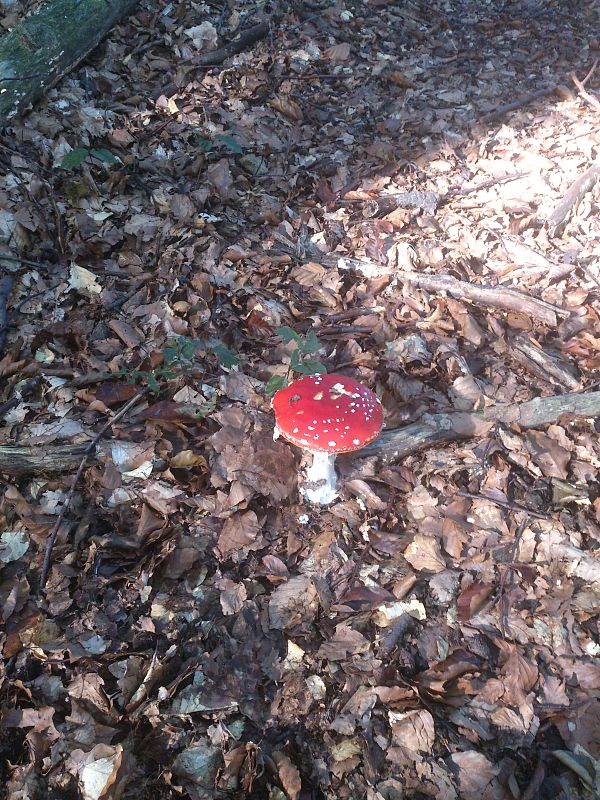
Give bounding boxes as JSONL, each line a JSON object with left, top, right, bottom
{"left": 546, "top": 163, "right": 600, "bottom": 233}
{"left": 510, "top": 335, "right": 581, "bottom": 391}
{"left": 273, "top": 228, "right": 568, "bottom": 325}
{"left": 195, "top": 22, "right": 269, "bottom": 66}
{"left": 365, "top": 191, "right": 441, "bottom": 216}
{"left": 358, "top": 390, "right": 600, "bottom": 462}
{"left": 4, "top": 389, "right": 600, "bottom": 478}
{"left": 390, "top": 270, "right": 566, "bottom": 326}
{"left": 0, "top": 0, "right": 138, "bottom": 127}
{"left": 0, "top": 443, "right": 91, "bottom": 475}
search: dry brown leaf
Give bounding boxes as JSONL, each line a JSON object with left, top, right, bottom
{"left": 330, "top": 687, "right": 377, "bottom": 734}
{"left": 448, "top": 750, "right": 503, "bottom": 800}
{"left": 526, "top": 430, "right": 570, "bottom": 478}
{"left": 215, "top": 577, "right": 247, "bottom": 615}
{"left": 457, "top": 582, "right": 495, "bottom": 621}
{"left": 269, "top": 575, "right": 319, "bottom": 630}
{"left": 317, "top": 623, "right": 370, "bottom": 661}
{"left": 389, "top": 709, "right": 435, "bottom": 754}
{"left": 273, "top": 751, "right": 302, "bottom": 800}
{"left": 270, "top": 96, "right": 304, "bottom": 121}
{"left": 324, "top": 42, "right": 351, "bottom": 62}
{"left": 403, "top": 534, "right": 447, "bottom": 573}
{"left": 216, "top": 511, "right": 263, "bottom": 559}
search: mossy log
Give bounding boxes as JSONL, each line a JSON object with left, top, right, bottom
{"left": 0, "top": 0, "right": 138, "bottom": 127}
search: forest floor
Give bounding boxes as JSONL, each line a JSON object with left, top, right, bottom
{"left": 1, "top": 1, "right": 600, "bottom": 799}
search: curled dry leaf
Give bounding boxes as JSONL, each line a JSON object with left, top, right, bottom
{"left": 270, "top": 96, "right": 304, "bottom": 121}
{"left": 273, "top": 751, "right": 302, "bottom": 800}
{"left": 456, "top": 581, "right": 495, "bottom": 621}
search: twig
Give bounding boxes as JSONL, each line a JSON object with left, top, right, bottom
{"left": 447, "top": 172, "right": 530, "bottom": 200}
{"left": 484, "top": 85, "right": 559, "bottom": 120}
{"left": 0, "top": 253, "right": 49, "bottom": 269}
{"left": 457, "top": 491, "right": 550, "bottom": 521}
{"left": 0, "top": 275, "right": 14, "bottom": 354}
{"left": 571, "top": 70, "right": 600, "bottom": 113}
{"left": 0, "top": 72, "right": 43, "bottom": 81}
{"left": 510, "top": 334, "right": 581, "bottom": 391}
{"left": 38, "top": 389, "right": 147, "bottom": 594}
{"left": 546, "top": 163, "right": 600, "bottom": 233}
{"left": 195, "top": 22, "right": 269, "bottom": 66}
{"left": 497, "top": 517, "right": 529, "bottom": 638}
{"left": 389, "top": 270, "right": 566, "bottom": 326}
{"left": 580, "top": 58, "right": 599, "bottom": 87}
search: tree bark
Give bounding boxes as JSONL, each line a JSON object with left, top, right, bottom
{"left": 357, "top": 390, "right": 600, "bottom": 463}
{"left": 0, "top": 0, "right": 138, "bottom": 127}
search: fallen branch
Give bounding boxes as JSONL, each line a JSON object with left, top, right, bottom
{"left": 510, "top": 334, "right": 581, "bottom": 391}
{"left": 273, "top": 231, "right": 567, "bottom": 326}
{"left": 545, "top": 163, "right": 600, "bottom": 233}
{"left": 0, "top": 0, "right": 138, "bottom": 127}
{"left": 390, "top": 271, "right": 566, "bottom": 327}
{"left": 357, "top": 390, "right": 600, "bottom": 463}
{"left": 0, "top": 443, "right": 94, "bottom": 475}
{"left": 0, "top": 275, "right": 14, "bottom": 354}
{"left": 195, "top": 22, "right": 269, "bottom": 66}
{"left": 38, "top": 389, "right": 146, "bottom": 594}
{"left": 484, "top": 85, "right": 559, "bottom": 120}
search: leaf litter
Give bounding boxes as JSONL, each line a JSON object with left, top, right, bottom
{"left": 1, "top": 0, "right": 600, "bottom": 798}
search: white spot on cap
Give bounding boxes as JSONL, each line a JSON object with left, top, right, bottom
{"left": 353, "top": 438, "right": 361, "bottom": 445}
{"left": 328, "top": 441, "right": 336, "bottom": 447}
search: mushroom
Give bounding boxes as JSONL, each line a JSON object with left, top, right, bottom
{"left": 272, "top": 373, "right": 383, "bottom": 505}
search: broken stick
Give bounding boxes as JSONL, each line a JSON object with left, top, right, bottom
{"left": 546, "top": 163, "right": 600, "bottom": 234}
{"left": 390, "top": 270, "right": 566, "bottom": 327}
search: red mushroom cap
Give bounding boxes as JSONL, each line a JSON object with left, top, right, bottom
{"left": 272, "top": 373, "right": 383, "bottom": 454}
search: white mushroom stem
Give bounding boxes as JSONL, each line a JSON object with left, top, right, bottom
{"left": 301, "top": 450, "right": 338, "bottom": 505}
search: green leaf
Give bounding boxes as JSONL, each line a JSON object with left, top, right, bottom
{"left": 212, "top": 343, "right": 240, "bottom": 369}
{"left": 295, "top": 360, "right": 327, "bottom": 375}
{"left": 162, "top": 347, "right": 178, "bottom": 364}
{"left": 60, "top": 147, "right": 89, "bottom": 169}
{"left": 300, "top": 330, "right": 323, "bottom": 355}
{"left": 197, "top": 136, "right": 214, "bottom": 153}
{"left": 290, "top": 349, "right": 302, "bottom": 369}
{"left": 147, "top": 373, "right": 160, "bottom": 392}
{"left": 216, "top": 134, "right": 243, "bottom": 154}
{"left": 265, "top": 374, "right": 286, "bottom": 397}
{"left": 90, "top": 148, "right": 120, "bottom": 165}
{"left": 277, "top": 326, "right": 303, "bottom": 347}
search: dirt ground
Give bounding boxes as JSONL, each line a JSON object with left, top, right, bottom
{"left": 1, "top": 1, "right": 599, "bottom": 798}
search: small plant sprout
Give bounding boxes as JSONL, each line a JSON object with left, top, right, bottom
{"left": 272, "top": 373, "right": 383, "bottom": 505}
{"left": 265, "top": 326, "right": 326, "bottom": 397}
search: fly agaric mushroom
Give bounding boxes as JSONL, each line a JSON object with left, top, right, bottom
{"left": 272, "top": 373, "right": 383, "bottom": 505}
